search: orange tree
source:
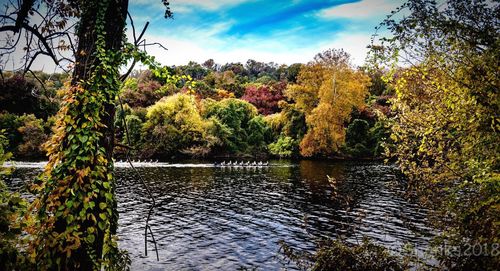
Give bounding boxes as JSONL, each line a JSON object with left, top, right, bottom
{"left": 286, "top": 49, "right": 369, "bottom": 157}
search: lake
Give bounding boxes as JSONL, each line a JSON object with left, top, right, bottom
{"left": 5, "top": 160, "right": 434, "bottom": 270}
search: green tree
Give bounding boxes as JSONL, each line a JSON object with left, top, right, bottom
{"left": 268, "top": 136, "right": 296, "bottom": 158}
{"left": 123, "top": 115, "right": 143, "bottom": 148}
{"left": 264, "top": 101, "right": 306, "bottom": 158}
{"left": 0, "top": 113, "right": 22, "bottom": 154}
{"left": 344, "top": 119, "right": 371, "bottom": 157}
{"left": 202, "top": 98, "right": 258, "bottom": 153}
{"left": 247, "top": 116, "right": 272, "bottom": 152}
{"left": 286, "top": 63, "right": 303, "bottom": 83}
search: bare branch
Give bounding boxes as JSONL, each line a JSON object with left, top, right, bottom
{"left": 24, "top": 50, "right": 49, "bottom": 72}
{"left": 45, "top": 30, "right": 77, "bottom": 55}
{"left": 14, "top": 0, "right": 34, "bottom": 32}
{"left": 120, "top": 59, "right": 138, "bottom": 82}
{"left": 0, "top": 23, "right": 59, "bottom": 65}
{"left": 120, "top": 14, "right": 150, "bottom": 82}
{"left": 127, "top": 11, "right": 137, "bottom": 44}
{"left": 142, "top": 42, "right": 168, "bottom": 51}
{"left": 136, "top": 21, "right": 149, "bottom": 43}
{"left": 27, "top": 69, "right": 47, "bottom": 92}
{"left": 0, "top": 28, "right": 22, "bottom": 50}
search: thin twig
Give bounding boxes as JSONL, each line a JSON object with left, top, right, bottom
{"left": 117, "top": 94, "right": 160, "bottom": 260}
{"left": 27, "top": 69, "right": 47, "bottom": 92}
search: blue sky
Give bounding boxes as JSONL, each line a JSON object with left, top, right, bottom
{"left": 1, "top": 0, "right": 406, "bottom": 71}
{"left": 129, "top": 0, "right": 406, "bottom": 67}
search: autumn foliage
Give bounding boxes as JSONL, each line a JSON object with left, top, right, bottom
{"left": 242, "top": 82, "right": 285, "bottom": 115}
{"left": 286, "top": 49, "right": 369, "bottom": 157}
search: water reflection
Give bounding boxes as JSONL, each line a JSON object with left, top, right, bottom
{"left": 6, "top": 160, "right": 433, "bottom": 270}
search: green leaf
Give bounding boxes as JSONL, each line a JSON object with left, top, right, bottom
{"left": 105, "top": 192, "right": 113, "bottom": 200}
{"left": 87, "top": 234, "right": 95, "bottom": 243}
{"left": 98, "top": 221, "right": 106, "bottom": 230}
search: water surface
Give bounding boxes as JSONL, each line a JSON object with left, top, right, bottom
{"left": 6, "top": 160, "right": 434, "bottom": 270}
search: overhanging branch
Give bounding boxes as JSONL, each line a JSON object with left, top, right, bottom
{"left": 0, "top": 23, "right": 59, "bottom": 65}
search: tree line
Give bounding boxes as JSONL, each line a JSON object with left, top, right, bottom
{"left": 1, "top": 52, "right": 392, "bottom": 160}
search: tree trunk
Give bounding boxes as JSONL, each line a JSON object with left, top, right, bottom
{"left": 70, "top": 0, "right": 128, "bottom": 268}
{"left": 72, "top": 0, "right": 128, "bottom": 158}
{"left": 31, "top": 0, "right": 129, "bottom": 269}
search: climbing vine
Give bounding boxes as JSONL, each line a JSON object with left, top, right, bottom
{"left": 24, "top": 0, "right": 179, "bottom": 269}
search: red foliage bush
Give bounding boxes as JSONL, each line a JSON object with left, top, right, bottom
{"left": 242, "top": 82, "right": 285, "bottom": 115}
{"left": 120, "top": 80, "right": 162, "bottom": 108}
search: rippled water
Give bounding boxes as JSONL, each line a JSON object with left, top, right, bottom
{"left": 5, "top": 160, "right": 434, "bottom": 270}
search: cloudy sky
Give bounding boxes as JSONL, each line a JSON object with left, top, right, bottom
{"left": 1, "top": 0, "right": 407, "bottom": 71}
{"left": 130, "top": 0, "right": 406, "bottom": 67}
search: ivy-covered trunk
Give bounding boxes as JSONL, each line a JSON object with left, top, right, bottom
{"left": 29, "top": 0, "right": 129, "bottom": 269}
{"left": 72, "top": 0, "right": 128, "bottom": 161}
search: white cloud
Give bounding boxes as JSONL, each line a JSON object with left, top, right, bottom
{"left": 329, "top": 33, "right": 371, "bottom": 65}
{"left": 135, "top": 32, "right": 308, "bottom": 68}
{"left": 138, "top": 29, "right": 372, "bottom": 68}
{"left": 171, "top": 0, "right": 251, "bottom": 13}
{"left": 318, "top": 0, "right": 404, "bottom": 19}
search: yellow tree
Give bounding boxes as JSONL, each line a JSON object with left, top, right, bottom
{"left": 373, "top": 0, "right": 499, "bottom": 268}
{"left": 287, "top": 49, "right": 369, "bottom": 157}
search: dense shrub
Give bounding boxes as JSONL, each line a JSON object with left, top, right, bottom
{"left": 123, "top": 115, "right": 143, "bottom": 147}
{"left": 280, "top": 238, "right": 407, "bottom": 271}
{"left": 344, "top": 119, "right": 370, "bottom": 157}
{"left": 0, "top": 113, "right": 49, "bottom": 158}
{"left": 212, "top": 71, "right": 246, "bottom": 97}
{"left": 346, "top": 119, "right": 369, "bottom": 146}
{"left": 0, "top": 113, "right": 22, "bottom": 153}
{"left": 263, "top": 102, "right": 305, "bottom": 158}
{"left": 191, "top": 81, "right": 215, "bottom": 99}
{"left": 120, "top": 78, "right": 163, "bottom": 108}
{"left": 16, "top": 114, "right": 48, "bottom": 158}
{"left": 0, "top": 74, "right": 58, "bottom": 119}
{"left": 142, "top": 93, "right": 210, "bottom": 158}
{"left": 268, "top": 136, "right": 296, "bottom": 158}
{"left": 263, "top": 113, "right": 283, "bottom": 138}
{"left": 202, "top": 98, "right": 258, "bottom": 153}
{"left": 344, "top": 118, "right": 390, "bottom": 158}
{"left": 247, "top": 116, "right": 272, "bottom": 152}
